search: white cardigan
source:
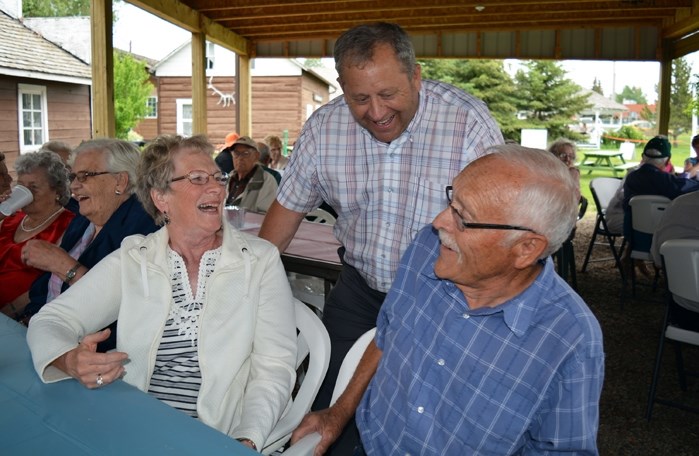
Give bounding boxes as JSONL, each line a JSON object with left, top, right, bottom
{"left": 27, "top": 221, "right": 297, "bottom": 449}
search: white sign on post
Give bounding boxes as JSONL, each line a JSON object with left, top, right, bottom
{"left": 520, "top": 129, "right": 548, "bottom": 150}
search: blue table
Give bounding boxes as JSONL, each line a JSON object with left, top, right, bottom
{"left": 0, "top": 314, "right": 255, "bottom": 455}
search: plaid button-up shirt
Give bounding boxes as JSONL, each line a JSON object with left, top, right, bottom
{"left": 277, "top": 80, "right": 503, "bottom": 292}
{"left": 358, "top": 226, "right": 605, "bottom": 455}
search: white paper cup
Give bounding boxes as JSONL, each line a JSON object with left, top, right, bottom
{"left": 225, "top": 205, "right": 246, "bottom": 229}
{"left": 0, "top": 185, "right": 33, "bottom": 216}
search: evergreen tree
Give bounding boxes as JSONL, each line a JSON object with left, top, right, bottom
{"left": 669, "top": 57, "right": 692, "bottom": 143}
{"left": 114, "top": 52, "right": 153, "bottom": 139}
{"left": 419, "top": 59, "right": 518, "bottom": 139}
{"left": 514, "top": 61, "right": 591, "bottom": 140}
{"left": 592, "top": 77, "right": 604, "bottom": 95}
{"left": 615, "top": 85, "right": 647, "bottom": 104}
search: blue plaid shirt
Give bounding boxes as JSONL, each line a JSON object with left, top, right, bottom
{"left": 277, "top": 80, "right": 503, "bottom": 292}
{"left": 357, "top": 226, "right": 605, "bottom": 455}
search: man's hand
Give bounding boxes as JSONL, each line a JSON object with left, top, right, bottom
{"left": 52, "top": 329, "right": 128, "bottom": 389}
{"left": 290, "top": 406, "right": 350, "bottom": 456}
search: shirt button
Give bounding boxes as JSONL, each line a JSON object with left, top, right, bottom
{"left": 437, "top": 358, "right": 445, "bottom": 366}
{"left": 390, "top": 153, "right": 395, "bottom": 158}
{"left": 417, "top": 406, "right": 424, "bottom": 413}
{"left": 387, "top": 187, "right": 393, "bottom": 193}
{"left": 462, "top": 313, "right": 470, "bottom": 319}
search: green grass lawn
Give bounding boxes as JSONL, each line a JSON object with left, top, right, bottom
{"left": 578, "top": 132, "right": 693, "bottom": 212}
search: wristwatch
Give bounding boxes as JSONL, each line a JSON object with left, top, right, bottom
{"left": 64, "top": 263, "right": 80, "bottom": 284}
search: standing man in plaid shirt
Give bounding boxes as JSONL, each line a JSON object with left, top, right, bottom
{"left": 260, "top": 22, "right": 502, "bottom": 454}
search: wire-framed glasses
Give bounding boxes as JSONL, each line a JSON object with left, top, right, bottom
{"left": 68, "top": 171, "right": 112, "bottom": 183}
{"left": 170, "top": 170, "right": 229, "bottom": 186}
{"left": 445, "top": 185, "right": 536, "bottom": 234}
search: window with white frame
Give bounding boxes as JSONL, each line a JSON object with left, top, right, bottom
{"left": 18, "top": 84, "right": 48, "bottom": 152}
{"left": 176, "top": 99, "right": 193, "bottom": 136}
{"left": 145, "top": 96, "right": 158, "bottom": 118}
{"left": 206, "top": 42, "right": 215, "bottom": 70}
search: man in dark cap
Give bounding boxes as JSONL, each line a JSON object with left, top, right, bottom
{"left": 622, "top": 135, "right": 699, "bottom": 250}
{"left": 225, "top": 136, "right": 278, "bottom": 213}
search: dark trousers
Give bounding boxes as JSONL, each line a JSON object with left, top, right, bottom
{"left": 312, "top": 248, "right": 386, "bottom": 455}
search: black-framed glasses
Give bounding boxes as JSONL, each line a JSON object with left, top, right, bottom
{"left": 170, "top": 170, "right": 229, "bottom": 186}
{"left": 445, "top": 185, "right": 537, "bottom": 234}
{"left": 68, "top": 171, "right": 112, "bottom": 183}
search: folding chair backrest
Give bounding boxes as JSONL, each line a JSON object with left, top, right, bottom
{"left": 590, "top": 177, "right": 622, "bottom": 213}
{"left": 660, "top": 239, "right": 699, "bottom": 304}
{"left": 620, "top": 141, "right": 636, "bottom": 160}
{"left": 629, "top": 195, "right": 671, "bottom": 235}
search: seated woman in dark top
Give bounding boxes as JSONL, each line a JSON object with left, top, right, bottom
{"left": 20, "top": 139, "right": 158, "bottom": 350}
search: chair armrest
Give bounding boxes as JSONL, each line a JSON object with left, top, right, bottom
{"left": 280, "top": 433, "right": 322, "bottom": 456}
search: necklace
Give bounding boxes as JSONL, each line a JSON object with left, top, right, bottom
{"left": 20, "top": 207, "right": 64, "bottom": 232}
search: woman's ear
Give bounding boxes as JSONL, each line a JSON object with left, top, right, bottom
{"left": 150, "top": 188, "right": 168, "bottom": 214}
{"left": 114, "top": 171, "right": 128, "bottom": 195}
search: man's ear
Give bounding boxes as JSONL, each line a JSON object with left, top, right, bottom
{"left": 115, "top": 171, "right": 128, "bottom": 194}
{"left": 511, "top": 234, "right": 548, "bottom": 269}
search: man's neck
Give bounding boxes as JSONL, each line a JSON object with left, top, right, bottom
{"left": 457, "top": 263, "right": 543, "bottom": 310}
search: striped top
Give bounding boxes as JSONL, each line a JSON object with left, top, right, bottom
{"left": 148, "top": 246, "right": 221, "bottom": 417}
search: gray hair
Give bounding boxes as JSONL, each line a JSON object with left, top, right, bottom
{"left": 73, "top": 139, "right": 141, "bottom": 195}
{"left": 486, "top": 144, "right": 578, "bottom": 258}
{"left": 257, "top": 142, "right": 271, "bottom": 163}
{"left": 548, "top": 138, "right": 577, "bottom": 162}
{"left": 641, "top": 151, "right": 668, "bottom": 168}
{"left": 264, "top": 135, "right": 282, "bottom": 150}
{"left": 14, "top": 151, "right": 71, "bottom": 205}
{"left": 334, "top": 22, "right": 417, "bottom": 79}
{"left": 136, "top": 134, "right": 214, "bottom": 225}
{"left": 39, "top": 140, "right": 72, "bottom": 164}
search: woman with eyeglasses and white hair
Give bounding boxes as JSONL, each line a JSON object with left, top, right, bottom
{"left": 27, "top": 135, "right": 297, "bottom": 451}
{"left": 19, "top": 139, "right": 158, "bottom": 349}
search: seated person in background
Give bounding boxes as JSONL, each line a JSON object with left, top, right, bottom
{"left": 40, "top": 140, "right": 73, "bottom": 169}
{"left": 225, "top": 136, "right": 278, "bottom": 213}
{"left": 27, "top": 134, "right": 297, "bottom": 451}
{"left": 548, "top": 138, "right": 581, "bottom": 199}
{"left": 214, "top": 131, "right": 239, "bottom": 174}
{"left": 257, "top": 141, "right": 282, "bottom": 185}
{"left": 0, "top": 151, "right": 12, "bottom": 199}
{"left": 293, "top": 145, "right": 604, "bottom": 455}
{"left": 0, "top": 151, "right": 75, "bottom": 316}
{"left": 650, "top": 191, "right": 699, "bottom": 331}
{"left": 265, "top": 135, "right": 288, "bottom": 171}
{"left": 20, "top": 139, "right": 158, "bottom": 351}
{"left": 622, "top": 135, "right": 699, "bottom": 250}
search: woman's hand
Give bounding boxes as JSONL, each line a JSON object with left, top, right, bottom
{"left": 22, "top": 240, "right": 74, "bottom": 274}
{"left": 52, "top": 329, "right": 129, "bottom": 389}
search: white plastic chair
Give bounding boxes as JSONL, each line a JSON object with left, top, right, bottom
{"left": 282, "top": 328, "right": 377, "bottom": 456}
{"left": 646, "top": 239, "right": 699, "bottom": 420}
{"left": 626, "top": 195, "right": 671, "bottom": 299}
{"left": 304, "top": 208, "right": 336, "bottom": 225}
{"left": 262, "top": 299, "right": 331, "bottom": 454}
{"left": 581, "top": 177, "right": 625, "bottom": 274}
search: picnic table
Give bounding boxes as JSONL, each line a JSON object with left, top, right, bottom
{"left": 578, "top": 150, "right": 637, "bottom": 177}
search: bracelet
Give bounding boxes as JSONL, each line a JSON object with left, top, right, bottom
{"left": 236, "top": 438, "right": 257, "bottom": 451}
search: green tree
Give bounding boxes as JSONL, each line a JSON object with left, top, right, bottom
{"left": 591, "top": 77, "right": 604, "bottom": 95}
{"left": 419, "top": 59, "right": 519, "bottom": 139}
{"left": 640, "top": 104, "right": 655, "bottom": 123}
{"left": 615, "top": 85, "right": 647, "bottom": 104}
{"left": 23, "top": 0, "right": 90, "bottom": 16}
{"left": 514, "top": 60, "right": 591, "bottom": 139}
{"left": 113, "top": 52, "right": 153, "bottom": 139}
{"left": 303, "top": 58, "right": 323, "bottom": 68}
{"left": 668, "top": 57, "right": 693, "bottom": 143}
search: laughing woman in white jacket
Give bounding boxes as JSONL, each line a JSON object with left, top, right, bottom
{"left": 27, "top": 135, "right": 297, "bottom": 452}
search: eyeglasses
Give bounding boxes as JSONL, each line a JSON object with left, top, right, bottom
{"left": 170, "top": 170, "right": 229, "bottom": 186}
{"left": 69, "top": 171, "right": 112, "bottom": 183}
{"left": 232, "top": 149, "right": 255, "bottom": 158}
{"left": 445, "top": 186, "right": 537, "bottom": 234}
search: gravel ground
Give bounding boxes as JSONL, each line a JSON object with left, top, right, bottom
{"left": 571, "top": 215, "right": 699, "bottom": 455}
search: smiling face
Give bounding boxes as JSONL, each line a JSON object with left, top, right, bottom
{"left": 70, "top": 149, "right": 126, "bottom": 226}
{"left": 339, "top": 43, "right": 421, "bottom": 144}
{"left": 153, "top": 149, "right": 225, "bottom": 239}
{"left": 17, "top": 167, "right": 60, "bottom": 216}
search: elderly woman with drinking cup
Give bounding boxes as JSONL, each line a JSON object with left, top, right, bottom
{"left": 19, "top": 139, "right": 158, "bottom": 346}
{"left": 27, "top": 134, "right": 297, "bottom": 451}
{"left": 0, "top": 151, "right": 75, "bottom": 314}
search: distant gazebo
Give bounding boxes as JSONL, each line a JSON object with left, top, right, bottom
{"left": 577, "top": 90, "right": 628, "bottom": 148}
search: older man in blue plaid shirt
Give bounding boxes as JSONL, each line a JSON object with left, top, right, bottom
{"left": 349, "top": 145, "right": 604, "bottom": 455}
